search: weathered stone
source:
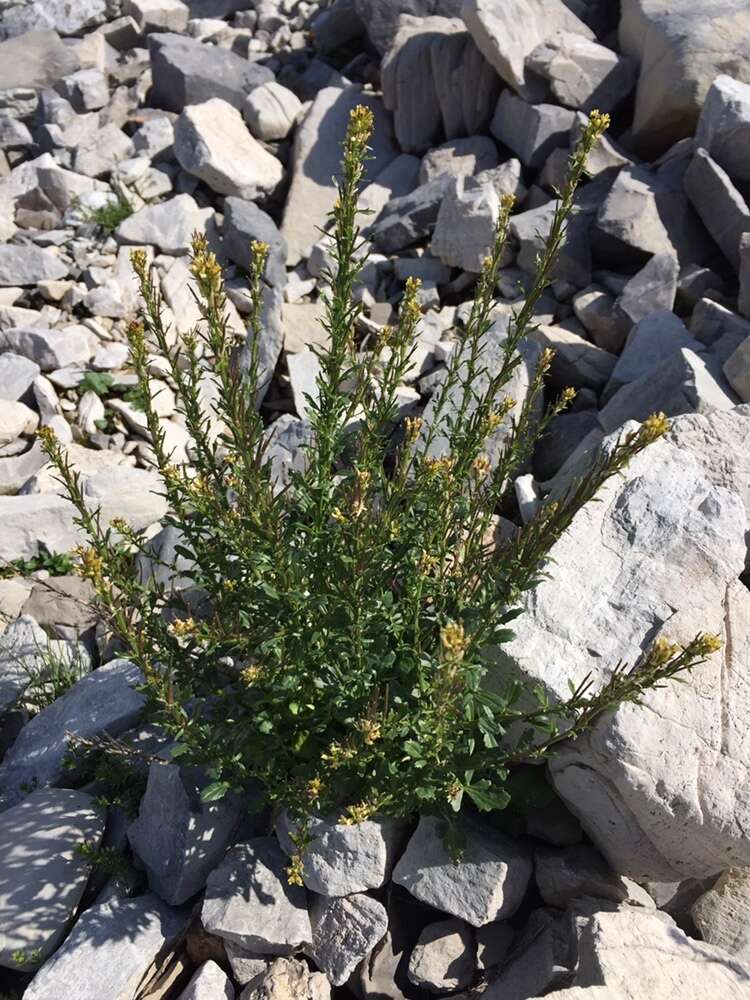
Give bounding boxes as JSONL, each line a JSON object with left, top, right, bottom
{"left": 527, "top": 33, "right": 636, "bottom": 113}
{"left": 282, "top": 301, "right": 328, "bottom": 354}
{"left": 1, "top": 0, "right": 106, "bottom": 39}
{"left": 612, "top": 252, "right": 679, "bottom": 339}
{"left": 692, "top": 869, "right": 750, "bottom": 961}
{"left": 684, "top": 148, "right": 750, "bottom": 272}
{"left": 174, "top": 99, "right": 283, "bottom": 200}
{"left": 534, "top": 408, "right": 601, "bottom": 483}
{"left": 393, "top": 815, "right": 532, "bottom": 926}
{"left": 408, "top": 918, "right": 476, "bottom": 992}
{"left": 0, "top": 30, "right": 79, "bottom": 90}
{"left": 420, "top": 136, "right": 498, "bottom": 185}
{"left": 223, "top": 198, "right": 287, "bottom": 289}
{"left": 124, "top": 0, "right": 190, "bottom": 32}
{"left": 372, "top": 177, "right": 449, "bottom": 254}
{"left": 178, "top": 959, "right": 235, "bottom": 999}
{"left": 276, "top": 812, "right": 407, "bottom": 897}
{"left": 225, "top": 943, "right": 270, "bottom": 988}
{"left": 0, "top": 245, "right": 67, "bottom": 286}
{"left": 0, "top": 325, "right": 91, "bottom": 371}
{"left": 23, "top": 893, "right": 190, "bottom": 1000}
{"left": 243, "top": 81, "right": 302, "bottom": 142}
{"left": 0, "top": 494, "right": 80, "bottom": 562}
{"left": 239, "top": 957, "right": 330, "bottom": 1000}
{"left": 0, "top": 789, "right": 103, "bottom": 970}
{"left": 116, "top": 193, "right": 214, "bottom": 255}
{"left": 309, "top": 893, "right": 388, "bottom": 986}
{"left": 282, "top": 86, "right": 397, "bottom": 265}
{"left": 511, "top": 198, "right": 592, "bottom": 289}
{"left": 148, "top": 32, "right": 273, "bottom": 112}
{"left": 73, "top": 123, "right": 136, "bottom": 178}
{"left": 619, "top": 0, "right": 750, "bottom": 156}
{"left": 0, "top": 352, "right": 40, "bottom": 401}
{"left": 360, "top": 154, "right": 421, "bottom": 222}
{"left": 695, "top": 75, "right": 750, "bottom": 184}
{"left": 723, "top": 335, "right": 750, "bottom": 402}
{"left": 202, "top": 838, "right": 311, "bottom": 954}
{"left": 0, "top": 399, "right": 37, "bottom": 444}
{"left": 530, "top": 325, "right": 616, "bottom": 391}
{"left": 461, "top": 0, "right": 593, "bottom": 100}
{"left": 490, "top": 92, "right": 575, "bottom": 170}
{"left": 57, "top": 68, "right": 109, "bottom": 112}
{"left": 0, "top": 441, "right": 48, "bottom": 495}
{"left": 0, "top": 615, "right": 56, "bottom": 713}
{"left": 0, "top": 658, "right": 145, "bottom": 807}
{"left": 480, "top": 907, "right": 575, "bottom": 1000}
{"left": 535, "top": 844, "right": 654, "bottom": 909}
{"left": 431, "top": 175, "right": 498, "bottom": 273}
{"left": 604, "top": 310, "right": 702, "bottom": 399}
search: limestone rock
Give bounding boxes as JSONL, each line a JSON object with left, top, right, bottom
{"left": 116, "top": 193, "right": 214, "bottom": 255}
{"left": 0, "top": 245, "right": 67, "bottom": 286}
{"left": 604, "top": 311, "right": 702, "bottom": 398}
{"left": 692, "top": 869, "right": 750, "bottom": 961}
{"left": 527, "top": 33, "right": 637, "bottom": 113}
{"left": 535, "top": 844, "right": 654, "bottom": 909}
{"left": 0, "top": 0, "right": 106, "bottom": 39}
{"left": 723, "top": 335, "right": 750, "bottom": 402}
{"left": 490, "top": 92, "right": 575, "bottom": 169}
{"left": 124, "top": 0, "right": 190, "bottom": 32}
{"left": 0, "top": 399, "right": 37, "bottom": 444}
{"left": 530, "top": 325, "right": 616, "bottom": 391}
{"left": 223, "top": 198, "right": 287, "bottom": 289}
{"left": 612, "top": 253, "right": 679, "bottom": 338}
{"left": 309, "top": 893, "right": 388, "bottom": 986}
{"left": 0, "top": 30, "right": 79, "bottom": 90}
{"left": 240, "top": 957, "right": 330, "bottom": 1000}
{"left": 243, "top": 81, "right": 302, "bottom": 142}
{"left": 0, "top": 325, "right": 91, "bottom": 371}
{"left": 407, "top": 919, "right": 476, "bottom": 992}
{"left": 695, "top": 75, "right": 750, "bottom": 184}
{"left": 0, "top": 494, "right": 80, "bottom": 562}
{"left": 431, "top": 175, "right": 499, "bottom": 273}
{"left": 684, "top": 148, "right": 750, "bottom": 272}
{"left": 178, "top": 959, "right": 235, "bottom": 999}
{"left": 0, "top": 352, "right": 40, "bottom": 401}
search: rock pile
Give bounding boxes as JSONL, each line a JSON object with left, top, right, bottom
{"left": 0, "top": 0, "right": 749, "bottom": 998}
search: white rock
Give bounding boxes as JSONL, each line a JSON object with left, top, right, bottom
{"left": 408, "top": 918, "right": 476, "bottom": 992}
{"left": 178, "top": 960, "right": 235, "bottom": 1000}
{"left": 124, "top": 0, "right": 190, "bottom": 32}
{"left": 692, "top": 868, "right": 750, "bottom": 961}
{"left": 0, "top": 494, "right": 81, "bottom": 562}
{"left": 431, "top": 175, "right": 499, "bottom": 273}
{"left": 0, "top": 325, "right": 92, "bottom": 371}
{"left": 243, "top": 81, "right": 302, "bottom": 141}
{"left": 174, "top": 98, "right": 284, "bottom": 200}
{"left": 0, "top": 399, "right": 38, "bottom": 443}
{"left": 116, "top": 193, "right": 214, "bottom": 255}
{"left": 239, "top": 957, "right": 330, "bottom": 1000}
{"left": 527, "top": 33, "right": 637, "bottom": 113}
{"left": 309, "top": 893, "right": 388, "bottom": 986}
{"left": 0, "top": 245, "right": 67, "bottom": 286}
{"left": 0, "top": 352, "right": 40, "bottom": 400}
{"left": 73, "top": 123, "right": 135, "bottom": 178}
{"left": 0, "top": 789, "right": 104, "bottom": 971}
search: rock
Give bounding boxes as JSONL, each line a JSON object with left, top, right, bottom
{"left": 575, "top": 908, "right": 750, "bottom": 997}
{"left": 148, "top": 31, "right": 273, "bottom": 112}
{"left": 692, "top": 869, "right": 750, "bottom": 961}
{"left": 695, "top": 75, "right": 750, "bottom": 184}
{"left": 239, "top": 957, "right": 330, "bottom": 1000}
{"left": 534, "top": 408, "right": 601, "bottom": 483}
{"left": 0, "top": 325, "right": 92, "bottom": 371}
{"left": 128, "top": 761, "right": 245, "bottom": 906}
{"left": 612, "top": 253, "right": 679, "bottom": 339}
{"left": 174, "top": 99, "right": 283, "bottom": 200}
{"left": 475, "top": 921, "right": 514, "bottom": 972}
{"left": 592, "top": 162, "right": 708, "bottom": 268}
{"left": 535, "top": 844, "right": 654, "bottom": 909}
{"left": 282, "top": 301, "right": 328, "bottom": 354}
{"left": 684, "top": 148, "right": 750, "bottom": 272}
{"left": 420, "top": 137, "right": 499, "bottom": 185}
{"left": 530, "top": 325, "right": 616, "bottom": 391}
{"left": 597, "top": 348, "right": 738, "bottom": 433}
{"left": 178, "top": 959, "right": 235, "bottom": 1000}
{"left": 0, "top": 398, "right": 37, "bottom": 443}
{"left": 393, "top": 815, "right": 532, "bottom": 926}
{"left": 495, "top": 406, "right": 750, "bottom": 881}
{"left": 526, "top": 33, "right": 637, "bottom": 113}
{"left": 619, "top": 0, "right": 750, "bottom": 156}
{"left": 0, "top": 441, "right": 48, "bottom": 495}
{"left": 133, "top": 115, "right": 175, "bottom": 161}
{"left": 0, "top": 115, "right": 33, "bottom": 150}
{"left": 124, "top": 0, "right": 190, "bottom": 32}
{"left": 0, "top": 494, "right": 80, "bottom": 562}
{"left": 0, "top": 789, "right": 103, "bottom": 970}
{"left": 431, "top": 175, "right": 499, "bottom": 273}
{"left": 309, "top": 893, "right": 388, "bottom": 986}
{"left": 0, "top": 245, "right": 67, "bottom": 286}
{"left": 511, "top": 197, "right": 592, "bottom": 289}
{"left": 287, "top": 349, "right": 321, "bottom": 421}
{"left": 0, "top": 351, "right": 40, "bottom": 401}
{"left": 407, "top": 918, "right": 476, "bottom": 992}
{"left": 360, "top": 154, "right": 421, "bottom": 221}
{"left": 116, "top": 193, "right": 214, "bottom": 255}
{"left": 73, "top": 123, "right": 136, "bottom": 178}
{"left": 723, "top": 335, "right": 750, "bottom": 401}
{"left": 282, "top": 86, "right": 398, "bottom": 264}
{"left": 225, "top": 944, "right": 270, "bottom": 988}
{"left": 0, "top": 30, "right": 79, "bottom": 90}
{"left": 480, "top": 907, "right": 575, "bottom": 1000}
{"left": 604, "top": 310, "right": 702, "bottom": 398}
{"left": 372, "top": 176, "right": 450, "bottom": 253}
{"left": 23, "top": 893, "right": 189, "bottom": 1000}
{"left": 461, "top": 0, "right": 593, "bottom": 100}
{"left": 243, "top": 81, "right": 302, "bottom": 142}
{"left": 0, "top": 615, "right": 58, "bottom": 714}
{"left": 490, "top": 92, "right": 575, "bottom": 170}
{"left": 0, "top": 658, "right": 146, "bottom": 807}
{"left": 57, "top": 68, "right": 109, "bottom": 112}
{"left": 276, "top": 812, "right": 407, "bottom": 897}
{"left": 202, "top": 838, "right": 311, "bottom": 954}
{"left": 223, "top": 198, "right": 287, "bottom": 289}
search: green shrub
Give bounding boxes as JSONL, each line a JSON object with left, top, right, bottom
{"left": 85, "top": 184, "right": 133, "bottom": 234}
{"left": 40, "top": 108, "right": 719, "bottom": 868}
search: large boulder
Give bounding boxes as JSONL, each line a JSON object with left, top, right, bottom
{"left": 489, "top": 406, "right": 750, "bottom": 881}
{"left": 619, "top": 0, "right": 750, "bottom": 156}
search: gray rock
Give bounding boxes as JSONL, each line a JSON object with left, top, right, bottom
{"left": 73, "top": 123, "right": 136, "bottom": 178}
{"left": 239, "top": 957, "right": 331, "bottom": 1000}
{"left": 23, "top": 893, "right": 189, "bottom": 1000}
{"left": 276, "top": 811, "right": 407, "bottom": 897}
{"left": 461, "top": 0, "right": 593, "bottom": 100}
{"left": 148, "top": 31, "right": 273, "bottom": 112}
{"left": 684, "top": 147, "right": 750, "bottom": 272}
{"left": 695, "top": 75, "right": 750, "bottom": 184}
{"left": 243, "top": 81, "right": 302, "bottom": 142}
{"left": 0, "top": 615, "right": 54, "bottom": 713}
{"left": 174, "top": 99, "right": 283, "bottom": 200}
{"left": 479, "top": 907, "right": 574, "bottom": 1000}
{"left": 309, "top": 893, "right": 388, "bottom": 986}
{"left": 225, "top": 943, "right": 271, "bottom": 987}
{"left": 223, "top": 198, "right": 287, "bottom": 289}
{"left": 262, "top": 415, "right": 314, "bottom": 493}
{"left": 372, "top": 177, "right": 450, "bottom": 254}
{"left": 431, "top": 175, "right": 499, "bottom": 273}
{"left": 692, "top": 869, "right": 750, "bottom": 961}
{"left": 535, "top": 844, "right": 654, "bottom": 909}
{"left": 57, "top": 68, "right": 109, "bottom": 113}
{"left": 490, "top": 92, "right": 575, "bottom": 170}
{"left": 0, "top": 30, "right": 79, "bottom": 90}
{"left": 281, "top": 86, "right": 397, "bottom": 265}
{"left": 0, "top": 325, "right": 91, "bottom": 371}
{"left": 511, "top": 198, "right": 592, "bottom": 289}
{"left": 0, "top": 0, "right": 106, "bottom": 39}
{"left": 353, "top": 0, "right": 462, "bottom": 54}
{"left": 124, "top": 0, "right": 190, "bottom": 32}
{"left": 282, "top": 300, "right": 328, "bottom": 354}
{"left": 116, "top": 193, "right": 214, "bottom": 255}
{"left": 527, "top": 33, "right": 637, "bottom": 113}
{"left": 0, "top": 789, "right": 103, "bottom": 970}
{"left": 723, "top": 335, "right": 750, "bottom": 402}
{"left": 393, "top": 815, "right": 532, "bottom": 926}
{"left": 475, "top": 921, "right": 514, "bottom": 972}
{"left": 0, "top": 494, "right": 80, "bottom": 562}
{"left": 287, "top": 348, "right": 320, "bottom": 421}
{"left": 179, "top": 959, "right": 235, "bottom": 999}
{"left": 0, "top": 441, "right": 48, "bottom": 495}
{"left": 534, "top": 408, "right": 601, "bottom": 482}
{"left": 360, "top": 154, "right": 421, "bottom": 222}
{"left": 619, "top": 0, "right": 750, "bottom": 156}
{"left": 407, "top": 918, "right": 476, "bottom": 992}
{"left": 128, "top": 761, "right": 245, "bottom": 906}
{"left": 0, "top": 245, "right": 67, "bottom": 286}
{"left": 530, "top": 325, "right": 616, "bottom": 391}
{"left": 604, "top": 310, "right": 702, "bottom": 399}
{"left": 740, "top": 234, "right": 750, "bottom": 318}
{"left": 612, "top": 253, "right": 679, "bottom": 339}
{"left": 598, "top": 348, "right": 738, "bottom": 433}
{"left": 0, "top": 658, "right": 146, "bottom": 807}
{"left": 0, "top": 352, "right": 40, "bottom": 400}
{"left": 202, "top": 838, "right": 311, "bottom": 954}
{"left": 133, "top": 115, "right": 175, "bottom": 161}
{"left": 0, "top": 115, "right": 33, "bottom": 150}
{"left": 420, "top": 137, "right": 499, "bottom": 185}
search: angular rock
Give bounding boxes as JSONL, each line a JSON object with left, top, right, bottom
{"left": 243, "top": 81, "right": 302, "bottom": 142}
{"left": 530, "top": 325, "right": 616, "bottom": 391}
{"left": 174, "top": 99, "right": 283, "bottom": 200}
{"left": 202, "top": 838, "right": 311, "bottom": 954}
{"left": 0, "top": 30, "right": 79, "bottom": 90}
{"left": 128, "top": 761, "right": 245, "bottom": 906}
{"left": 0, "top": 325, "right": 91, "bottom": 371}
{"left": 511, "top": 198, "right": 592, "bottom": 289}
{"left": 179, "top": 959, "right": 235, "bottom": 1000}
{"left": 527, "top": 33, "right": 636, "bottom": 113}
{"left": 239, "top": 957, "right": 330, "bottom": 1000}
{"left": 480, "top": 907, "right": 575, "bottom": 1000}
{"left": 695, "top": 75, "right": 750, "bottom": 184}
{"left": 604, "top": 310, "right": 702, "bottom": 398}
{"left": 282, "top": 301, "right": 328, "bottom": 354}
{"left": 276, "top": 812, "right": 407, "bottom": 897}
{"left": 223, "top": 198, "right": 287, "bottom": 289}
{"left": 0, "top": 658, "right": 146, "bottom": 807}
{"left": 309, "top": 893, "right": 388, "bottom": 986}
{"left": 282, "top": 86, "right": 397, "bottom": 265}
{"left": 116, "top": 193, "right": 214, "bottom": 255}
{"left": 57, "top": 68, "right": 109, "bottom": 113}
{"left": 0, "top": 351, "right": 40, "bottom": 401}
{"left": 360, "top": 154, "right": 421, "bottom": 221}
{"left": 124, "top": 0, "right": 190, "bottom": 32}
{"left": 393, "top": 815, "right": 532, "bottom": 926}
{"left": 225, "top": 943, "right": 270, "bottom": 988}
{"left": 0, "top": 615, "right": 56, "bottom": 714}
{"left": 408, "top": 918, "right": 476, "bottom": 992}
{"left": 0, "top": 789, "right": 103, "bottom": 970}
{"left": 0, "top": 494, "right": 80, "bottom": 562}
{"left": 0, "top": 441, "right": 48, "bottom": 495}
{"left": 420, "top": 136, "right": 498, "bottom": 185}
{"left": 490, "top": 92, "right": 575, "bottom": 170}
{"left": 431, "top": 175, "right": 499, "bottom": 273}
{"left": 692, "top": 869, "right": 750, "bottom": 961}
{"left": 0, "top": 245, "right": 67, "bottom": 286}
{"left": 723, "top": 335, "right": 750, "bottom": 402}
{"left": 73, "top": 123, "right": 136, "bottom": 178}
{"left": 0, "top": 398, "right": 38, "bottom": 443}
{"left": 535, "top": 844, "right": 654, "bottom": 909}
{"left": 684, "top": 147, "right": 750, "bottom": 272}
{"left": 612, "top": 252, "right": 679, "bottom": 339}
{"left": 372, "top": 177, "right": 449, "bottom": 254}
{"left": 461, "top": 0, "right": 593, "bottom": 100}
{"left": 23, "top": 893, "right": 189, "bottom": 1000}
{"left": 148, "top": 31, "right": 273, "bottom": 112}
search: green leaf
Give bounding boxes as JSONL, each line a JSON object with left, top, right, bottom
{"left": 465, "top": 784, "right": 511, "bottom": 813}
{"left": 201, "top": 781, "right": 230, "bottom": 803}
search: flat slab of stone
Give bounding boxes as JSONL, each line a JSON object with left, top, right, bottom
{"left": 0, "top": 246, "right": 68, "bottom": 286}
{"left": 0, "top": 788, "right": 104, "bottom": 970}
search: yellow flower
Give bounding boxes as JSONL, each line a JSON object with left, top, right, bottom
{"left": 307, "top": 776, "right": 323, "bottom": 801}
{"left": 286, "top": 852, "right": 305, "bottom": 886}
{"left": 695, "top": 633, "right": 722, "bottom": 657}
{"left": 332, "top": 506, "right": 347, "bottom": 524}
{"left": 167, "top": 617, "right": 197, "bottom": 639}
{"left": 339, "top": 801, "right": 375, "bottom": 825}
{"left": 441, "top": 621, "right": 468, "bottom": 661}
{"left": 240, "top": 663, "right": 262, "bottom": 684}
{"left": 356, "top": 718, "right": 381, "bottom": 745}
{"left": 75, "top": 547, "right": 104, "bottom": 583}
{"left": 647, "top": 637, "right": 680, "bottom": 667}
{"left": 418, "top": 551, "right": 438, "bottom": 575}
{"left": 587, "top": 109, "right": 611, "bottom": 139}
{"left": 640, "top": 411, "right": 669, "bottom": 443}
{"left": 472, "top": 454, "right": 491, "bottom": 480}
{"left": 321, "top": 741, "right": 356, "bottom": 769}
{"left": 404, "top": 415, "right": 423, "bottom": 443}
{"left": 560, "top": 386, "right": 577, "bottom": 406}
